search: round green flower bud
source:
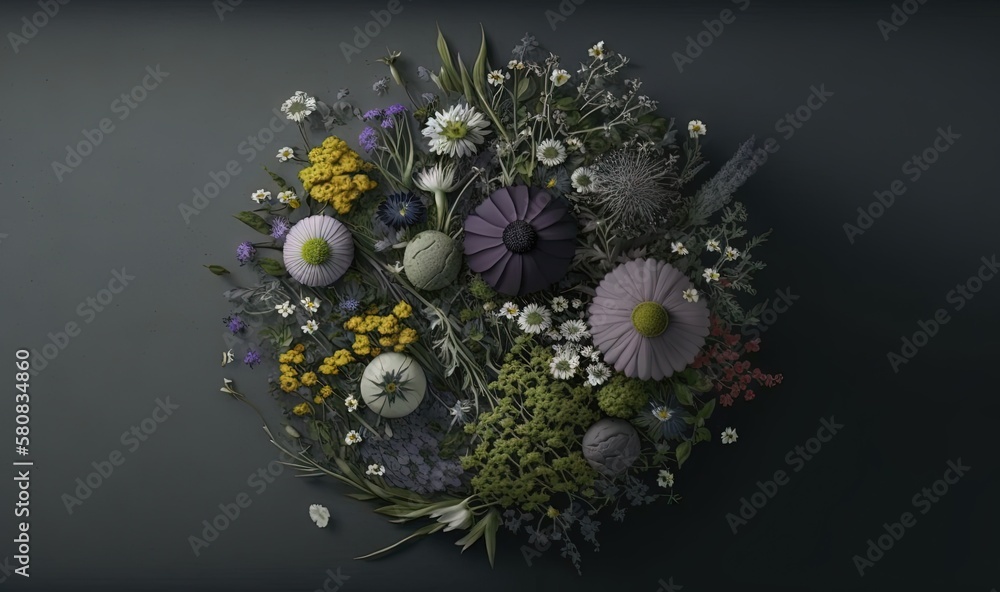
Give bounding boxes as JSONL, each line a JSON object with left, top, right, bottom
{"left": 631, "top": 301, "right": 669, "bottom": 337}
{"left": 403, "top": 230, "right": 462, "bottom": 291}
{"left": 300, "top": 237, "right": 331, "bottom": 265}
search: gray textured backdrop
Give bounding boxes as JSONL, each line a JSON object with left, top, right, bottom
{"left": 2, "top": 0, "right": 998, "bottom": 591}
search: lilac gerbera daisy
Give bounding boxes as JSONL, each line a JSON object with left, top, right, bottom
{"left": 283, "top": 215, "right": 354, "bottom": 287}
{"left": 588, "top": 259, "right": 710, "bottom": 380}
{"left": 463, "top": 186, "right": 576, "bottom": 296}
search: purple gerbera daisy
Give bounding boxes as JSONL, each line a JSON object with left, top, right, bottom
{"left": 236, "top": 241, "right": 256, "bottom": 265}
{"left": 463, "top": 186, "right": 576, "bottom": 296}
{"left": 588, "top": 259, "right": 710, "bottom": 380}
{"left": 283, "top": 215, "right": 354, "bottom": 287}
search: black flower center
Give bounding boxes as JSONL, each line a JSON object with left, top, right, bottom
{"left": 502, "top": 220, "right": 538, "bottom": 254}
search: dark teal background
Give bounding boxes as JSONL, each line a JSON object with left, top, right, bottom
{"left": 1, "top": 0, "right": 998, "bottom": 590}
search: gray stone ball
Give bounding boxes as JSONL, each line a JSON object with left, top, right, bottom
{"left": 582, "top": 418, "right": 641, "bottom": 477}
{"left": 403, "top": 230, "right": 462, "bottom": 291}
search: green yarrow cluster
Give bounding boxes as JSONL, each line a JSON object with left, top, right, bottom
{"left": 462, "top": 343, "right": 600, "bottom": 511}
{"left": 596, "top": 375, "right": 650, "bottom": 419}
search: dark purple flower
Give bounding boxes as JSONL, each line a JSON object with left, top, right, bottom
{"left": 358, "top": 127, "right": 378, "bottom": 152}
{"left": 270, "top": 216, "right": 291, "bottom": 240}
{"left": 224, "top": 314, "right": 246, "bottom": 334}
{"left": 339, "top": 298, "right": 361, "bottom": 314}
{"left": 377, "top": 192, "right": 426, "bottom": 229}
{"left": 464, "top": 186, "right": 577, "bottom": 296}
{"left": 236, "top": 241, "right": 256, "bottom": 265}
{"left": 243, "top": 349, "right": 262, "bottom": 368}
{"left": 380, "top": 117, "right": 395, "bottom": 129}
{"left": 362, "top": 108, "right": 383, "bottom": 121}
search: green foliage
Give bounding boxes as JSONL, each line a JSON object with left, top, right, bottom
{"left": 462, "top": 344, "right": 600, "bottom": 511}
{"left": 596, "top": 375, "right": 649, "bottom": 419}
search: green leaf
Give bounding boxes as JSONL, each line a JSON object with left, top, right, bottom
{"left": 355, "top": 522, "right": 446, "bottom": 560}
{"left": 697, "top": 398, "right": 716, "bottom": 420}
{"left": 674, "top": 383, "right": 694, "bottom": 406}
{"left": 472, "top": 25, "right": 489, "bottom": 100}
{"left": 203, "top": 264, "right": 229, "bottom": 276}
{"left": 457, "top": 57, "right": 474, "bottom": 105}
{"left": 554, "top": 96, "right": 576, "bottom": 110}
{"left": 264, "top": 167, "right": 288, "bottom": 190}
{"left": 484, "top": 508, "right": 500, "bottom": 567}
{"left": 455, "top": 518, "right": 488, "bottom": 551}
{"left": 436, "top": 26, "right": 460, "bottom": 92}
{"left": 234, "top": 211, "right": 271, "bottom": 235}
{"left": 258, "top": 258, "right": 286, "bottom": 277}
{"left": 695, "top": 427, "right": 712, "bottom": 442}
{"left": 346, "top": 493, "right": 378, "bottom": 502}
{"left": 515, "top": 77, "right": 531, "bottom": 100}
{"left": 675, "top": 440, "right": 692, "bottom": 468}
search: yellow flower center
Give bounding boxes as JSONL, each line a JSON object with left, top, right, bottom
{"left": 631, "top": 301, "right": 669, "bottom": 337}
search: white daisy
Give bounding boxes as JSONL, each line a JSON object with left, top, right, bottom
{"left": 705, "top": 238, "right": 721, "bottom": 252}
{"left": 545, "top": 329, "right": 562, "bottom": 341}
{"left": 560, "top": 319, "right": 589, "bottom": 342}
{"left": 725, "top": 246, "right": 740, "bottom": 261}
{"left": 549, "top": 352, "right": 580, "bottom": 380}
{"left": 344, "top": 395, "right": 359, "bottom": 412}
{"left": 518, "top": 303, "right": 552, "bottom": 334}
{"left": 721, "top": 427, "right": 738, "bottom": 444}
{"left": 422, "top": 103, "right": 491, "bottom": 158}
{"left": 507, "top": 59, "right": 524, "bottom": 70}
{"left": 657, "top": 469, "right": 675, "bottom": 488}
{"left": 571, "top": 298, "right": 584, "bottom": 309}
{"left": 688, "top": 119, "right": 707, "bottom": 138}
{"left": 703, "top": 268, "right": 720, "bottom": 283}
{"left": 550, "top": 69, "right": 571, "bottom": 86}
{"left": 571, "top": 166, "right": 596, "bottom": 194}
{"left": 301, "top": 320, "right": 319, "bottom": 335}
{"left": 281, "top": 91, "right": 317, "bottom": 122}
{"left": 588, "top": 41, "right": 606, "bottom": 60}
{"left": 276, "top": 147, "right": 294, "bottom": 162}
{"left": 366, "top": 464, "right": 386, "bottom": 476}
{"left": 487, "top": 69, "right": 508, "bottom": 86}
{"left": 551, "top": 296, "right": 569, "bottom": 312}
{"left": 500, "top": 302, "right": 520, "bottom": 320}
{"left": 565, "top": 136, "right": 585, "bottom": 154}
{"left": 344, "top": 430, "right": 363, "bottom": 445}
{"left": 300, "top": 297, "right": 320, "bottom": 313}
{"left": 586, "top": 362, "right": 611, "bottom": 386}
{"left": 275, "top": 301, "right": 296, "bottom": 317}
{"left": 536, "top": 139, "right": 567, "bottom": 167}
{"left": 308, "top": 504, "right": 331, "bottom": 528}
{"left": 671, "top": 241, "right": 689, "bottom": 255}
{"left": 251, "top": 189, "right": 271, "bottom": 204}
{"left": 682, "top": 288, "right": 700, "bottom": 303}
{"left": 277, "top": 190, "right": 297, "bottom": 204}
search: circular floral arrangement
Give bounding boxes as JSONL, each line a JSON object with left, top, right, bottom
{"left": 209, "top": 30, "right": 782, "bottom": 572}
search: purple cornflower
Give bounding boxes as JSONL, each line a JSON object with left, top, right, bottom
{"left": 338, "top": 298, "right": 361, "bottom": 315}
{"left": 223, "top": 314, "right": 246, "bottom": 334}
{"left": 270, "top": 216, "right": 291, "bottom": 240}
{"left": 236, "top": 241, "right": 256, "bottom": 265}
{"left": 362, "top": 108, "right": 383, "bottom": 121}
{"left": 384, "top": 103, "right": 407, "bottom": 116}
{"left": 243, "top": 349, "right": 262, "bottom": 369}
{"left": 359, "top": 127, "right": 379, "bottom": 152}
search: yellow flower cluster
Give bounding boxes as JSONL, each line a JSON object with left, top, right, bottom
{"left": 343, "top": 301, "right": 419, "bottom": 355}
{"left": 318, "top": 349, "right": 355, "bottom": 375}
{"left": 292, "top": 402, "right": 311, "bottom": 416}
{"left": 278, "top": 344, "right": 306, "bottom": 393}
{"left": 298, "top": 136, "right": 377, "bottom": 214}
